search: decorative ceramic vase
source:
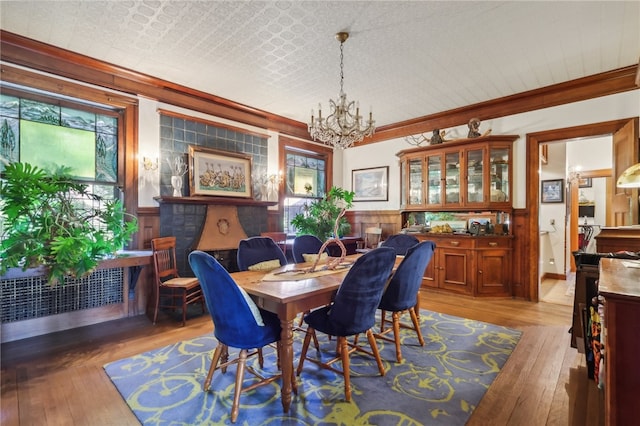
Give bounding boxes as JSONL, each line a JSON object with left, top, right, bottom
{"left": 171, "top": 175, "right": 183, "bottom": 197}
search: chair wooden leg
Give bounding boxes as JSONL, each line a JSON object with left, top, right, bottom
{"left": 296, "top": 328, "right": 314, "bottom": 376}
{"left": 153, "top": 287, "right": 161, "bottom": 324}
{"left": 230, "top": 349, "right": 248, "bottom": 423}
{"left": 409, "top": 307, "right": 425, "bottom": 346}
{"left": 392, "top": 311, "right": 402, "bottom": 362}
{"left": 380, "top": 309, "right": 388, "bottom": 331}
{"left": 366, "top": 329, "right": 386, "bottom": 376}
{"left": 204, "top": 344, "right": 225, "bottom": 391}
{"left": 181, "top": 290, "right": 187, "bottom": 326}
{"left": 338, "top": 336, "right": 351, "bottom": 402}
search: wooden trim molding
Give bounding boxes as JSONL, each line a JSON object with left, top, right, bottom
{"left": 0, "top": 30, "right": 310, "bottom": 140}
{"left": 525, "top": 118, "right": 638, "bottom": 302}
{"left": 360, "top": 66, "right": 638, "bottom": 146}
{"left": 2, "top": 30, "right": 638, "bottom": 146}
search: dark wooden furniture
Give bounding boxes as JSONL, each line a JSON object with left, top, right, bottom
{"left": 594, "top": 226, "right": 640, "bottom": 253}
{"left": 414, "top": 233, "right": 512, "bottom": 297}
{"left": 397, "top": 135, "right": 517, "bottom": 211}
{"left": 598, "top": 257, "right": 640, "bottom": 426}
{"left": 151, "top": 237, "right": 205, "bottom": 326}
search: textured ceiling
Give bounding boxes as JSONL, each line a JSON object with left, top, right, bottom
{"left": 1, "top": 1, "right": 638, "bottom": 128}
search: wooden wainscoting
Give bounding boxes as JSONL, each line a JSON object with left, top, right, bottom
{"left": 511, "top": 208, "right": 529, "bottom": 300}
{"left": 345, "top": 210, "right": 403, "bottom": 241}
{"left": 136, "top": 207, "right": 160, "bottom": 250}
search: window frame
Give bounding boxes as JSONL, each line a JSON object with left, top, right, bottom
{"left": 279, "top": 137, "right": 333, "bottom": 234}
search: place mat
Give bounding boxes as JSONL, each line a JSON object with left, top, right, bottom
{"left": 261, "top": 263, "right": 353, "bottom": 281}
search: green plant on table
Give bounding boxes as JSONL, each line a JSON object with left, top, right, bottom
{"left": 290, "top": 186, "right": 354, "bottom": 241}
{"left": 0, "top": 162, "right": 138, "bottom": 285}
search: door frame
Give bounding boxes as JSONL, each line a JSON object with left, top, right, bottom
{"left": 525, "top": 118, "right": 638, "bottom": 302}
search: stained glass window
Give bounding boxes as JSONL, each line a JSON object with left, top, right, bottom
{"left": 0, "top": 90, "right": 119, "bottom": 182}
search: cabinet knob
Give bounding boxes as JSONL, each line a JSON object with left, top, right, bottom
{"left": 450, "top": 241, "right": 460, "bottom": 246}
{"left": 479, "top": 270, "right": 483, "bottom": 274}
{"left": 489, "top": 242, "right": 498, "bottom": 247}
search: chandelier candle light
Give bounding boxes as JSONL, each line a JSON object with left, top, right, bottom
{"left": 308, "top": 32, "right": 375, "bottom": 149}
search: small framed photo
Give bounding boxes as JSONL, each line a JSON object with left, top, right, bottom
{"left": 541, "top": 179, "right": 564, "bottom": 203}
{"left": 578, "top": 177, "right": 592, "bottom": 188}
{"left": 188, "top": 145, "right": 252, "bottom": 198}
{"left": 352, "top": 166, "right": 389, "bottom": 202}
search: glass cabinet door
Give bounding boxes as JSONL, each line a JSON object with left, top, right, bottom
{"left": 466, "top": 148, "right": 484, "bottom": 204}
{"left": 426, "top": 154, "right": 442, "bottom": 205}
{"left": 444, "top": 151, "right": 460, "bottom": 205}
{"left": 490, "top": 147, "right": 510, "bottom": 203}
{"left": 408, "top": 157, "right": 424, "bottom": 206}
{"left": 400, "top": 160, "right": 407, "bottom": 207}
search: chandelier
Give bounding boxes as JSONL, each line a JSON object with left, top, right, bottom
{"left": 308, "top": 32, "right": 375, "bottom": 149}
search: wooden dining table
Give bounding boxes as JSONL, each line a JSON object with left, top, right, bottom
{"left": 231, "top": 253, "right": 403, "bottom": 413}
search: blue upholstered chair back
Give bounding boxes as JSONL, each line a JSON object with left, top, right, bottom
{"left": 236, "top": 236, "right": 288, "bottom": 271}
{"left": 188, "top": 250, "right": 281, "bottom": 349}
{"left": 380, "top": 233, "right": 420, "bottom": 256}
{"left": 311, "top": 247, "right": 396, "bottom": 336}
{"left": 378, "top": 241, "right": 436, "bottom": 312}
{"left": 292, "top": 234, "right": 326, "bottom": 263}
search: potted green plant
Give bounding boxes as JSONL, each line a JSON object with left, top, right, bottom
{"left": 0, "top": 162, "right": 138, "bottom": 285}
{"left": 290, "top": 186, "right": 354, "bottom": 241}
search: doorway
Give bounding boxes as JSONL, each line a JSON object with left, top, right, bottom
{"left": 537, "top": 138, "right": 612, "bottom": 305}
{"left": 525, "top": 117, "right": 639, "bottom": 302}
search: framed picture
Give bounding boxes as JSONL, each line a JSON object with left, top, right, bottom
{"left": 352, "top": 166, "right": 389, "bottom": 202}
{"left": 541, "top": 179, "right": 564, "bottom": 203}
{"left": 578, "top": 177, "right": 592, "bottom": 188}
{"left": 188, "top": 145, "right": 252, "bottom": 198}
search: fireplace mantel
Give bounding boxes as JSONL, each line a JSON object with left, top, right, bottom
{"left": 154, "top": 196, "right": 278, "bottom": 207}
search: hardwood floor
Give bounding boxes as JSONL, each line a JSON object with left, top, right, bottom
{"left": 1, "top": 291, "right": 604, "bottom": 426}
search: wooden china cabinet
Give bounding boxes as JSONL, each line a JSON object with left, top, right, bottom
{"left": 397, "top": 135, "right": 518, "bottom": 297}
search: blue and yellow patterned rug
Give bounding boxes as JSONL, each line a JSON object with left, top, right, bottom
{"left": 104, "top": 310, "right": 521, "bottom": 425}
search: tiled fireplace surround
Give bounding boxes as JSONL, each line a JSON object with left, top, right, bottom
{"left": 159, "top": 201, "right": 269, "bottom": 275}
{"left": 158, "top": 114, "right": 270, "bottom": 275}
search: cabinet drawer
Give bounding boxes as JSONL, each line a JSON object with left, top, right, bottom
{"left": 437, "top": 238, "right": 474, "bottom": 249}
{"left": 476, "top": 238, "right": 511, "bottom": 249}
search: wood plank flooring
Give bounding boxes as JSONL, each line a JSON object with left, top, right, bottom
{"left": 1, "top": 291, "right": 604, "bottom": 426}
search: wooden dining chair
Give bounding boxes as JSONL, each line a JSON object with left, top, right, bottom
{"left": 296, "top": 247, "right": 396, "bottom": 402}
{"left": 188, "top": 250, "right": 283, "bottom": 423}
{"left": 151, "top": 236, "right": 205, "bottom": 326}
{"left": 376, "top": 241, "right": 436, "bottom": 362}
{"left": 292, "top": 234, "right": 328, "bottom": 264}
{"left": 260, "top": 231, "right": 288, "bottom": 258}
{"left": 380, "top": 233, "right": 420, "bottom": 256}
{"left": 367, "top": 227, "right": 383, "bottom": 249}
{"left": 237, "top": 236, "right": 288, "bottom": 271}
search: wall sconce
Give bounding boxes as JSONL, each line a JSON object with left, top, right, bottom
{"left": 616, "top": 162, "right": 640, "bottom": 188}
{"left": 142, "top": 156, "right": 158, "bottom": 171}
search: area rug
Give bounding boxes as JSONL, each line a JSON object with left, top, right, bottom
{"left": 104, "top": 310, "right": 521, "bottom": 425}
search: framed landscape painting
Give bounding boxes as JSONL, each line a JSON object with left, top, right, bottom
{"left": 352, "top": 166, "right": 389, "bottom": 202}
{"left": 188, "top": 146, "right": 252, "bottom": 198}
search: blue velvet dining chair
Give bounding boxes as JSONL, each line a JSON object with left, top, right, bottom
{"left": 380, "top": 233, "right": 420, "bottom": 256}
{"left": 188, "top": 250, "right": 283, "bottom": 423}
{"left": 236, "top": 236, "right": 288, "bottom": 272}
{"left": 292, "top": 234, "right": 327, "bottom": 264}
{"left": 295, "top": 247, "right": 397, "bottom": 402}
{"left": 377, "top": 240, "right": 436, "bottom": 362}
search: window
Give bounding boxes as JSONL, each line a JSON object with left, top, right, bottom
{"left": 281, "top": 140, "right": 332, "bottom": 234}
{"left": 1, "top": 84, "right": 123, "bottom": 235}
